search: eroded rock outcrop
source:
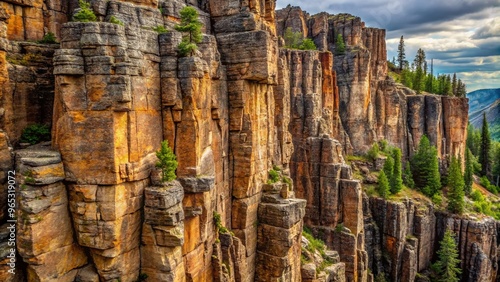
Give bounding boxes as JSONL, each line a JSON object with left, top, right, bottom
{"left": 365, "top": 197, "right": 500, "bottom": 282}
{"left": 15, "top": 145, "right": 89, "bottom": 281}
{"left": 0, "top": 1, "right": 487, "bottom": 282}
{"left": 275, "top": 6, "right": 468, "bottom": 164}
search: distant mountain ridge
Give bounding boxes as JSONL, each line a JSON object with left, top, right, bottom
{"left": 467, "top": 88, "right": 500, "bottom": 140}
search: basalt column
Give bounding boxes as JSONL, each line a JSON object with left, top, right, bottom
{"left": 53, "top": 22, "right": 163, "bottom": 281}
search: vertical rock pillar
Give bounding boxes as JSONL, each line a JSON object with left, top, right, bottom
{"left": 53, "top": 22, "right": 162, "bottom": 281}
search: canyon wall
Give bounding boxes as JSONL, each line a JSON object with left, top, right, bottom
{"left": 0, "top": 1, "right": 493, "bottom": 282}
{"left": 276, "top": 6, "right": 468, "bottom": 163}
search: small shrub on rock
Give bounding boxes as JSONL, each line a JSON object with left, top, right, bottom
{"left": 155, "top": 140, "right": 178, "bottom": 182}
{"left": 109, "top": 16, "right": 124, "bottom": 26}
{"left": 73, "top": 0, "right": 97, "bottom": 22}
{"left": 20, "top": 124, "right": 50, "bottom": 145}
{"left": 38, "top": 32, "right": 58, "bottom": 44}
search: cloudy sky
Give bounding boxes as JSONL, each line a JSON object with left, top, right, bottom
{"left": 276, "top": 0, "right": 500, "bottom": 92}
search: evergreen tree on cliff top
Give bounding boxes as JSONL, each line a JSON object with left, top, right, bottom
{"left": 411, "top": 135, "right": 441, "bottom": 197}
{"left": 447, "top": 156, "right": 465, "bottom": 214}
{"left": 377, "top": 170, "right": 390, "bottom": 198}
{"left": 432, "top": 229, "right": 461, "bottom": 282}
{"left": 479, "top": 112, "right": 491, "bottom": 177}
{"left": 391, "top": 148, "right": 403, "bottom": 194}
{"left": 397, "top": 35, "right": 405, "bottom": 71}
{"left": 413, "top": 48, "right": 426, "bottom": 94}
{"left": 403, "top": 161, "right": 415, "bottom": 188}
{"left": 175, "top": 6, "right": 203, "bottom": 57}
{"left": 464, "top": 148, "right": 473, "bottom": 195}
{"left": 335, "top": 33, "right": 345, "bottom": 55}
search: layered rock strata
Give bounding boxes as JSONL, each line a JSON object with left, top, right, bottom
{"left": 275, "top": 6, "right": 468, "bottom": 163}
{"left": 0, "top": 1, "right": 488, "bottom": 282}
{"left": 365, "top": 197, "right": 499, "bottom": 282}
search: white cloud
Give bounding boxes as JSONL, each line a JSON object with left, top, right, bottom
{"left": 277, "top": 0, "right": 500, "bottom": 92}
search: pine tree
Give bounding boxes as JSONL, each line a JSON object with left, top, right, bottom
{"left": 411, "top": 135, "right": 441, "bottom": 197}
{"left": 299, "top": 38, "right": 317, "bottom": 50}
{"left": 383, "top": 155, "right": 394, "bottom": 185}
{"left": 397, "top": 36, "right": 405, "bottom": 71}
{"left": 284, "top": 27, "right": 301, "bottom": 49}
{"left": 464, "top": 148, "right": 473, "bottom": 196}
{"left": 444, "top": 74, "right": 452, "bottom": 96}
{"left": 479, "top": 112, "right": 491, "bottom": 177}
{"left": 378, "top": 170, "right": 390, "bottom": 198}
{"left": 403, "top": 161, "right": 415, "bottom": 188}
{"left": 492, "top": 146, "right": 500, "bottom": 187}
{"left": 156, "top": 140, "right": 178, "bottom": 182}
{"left": 413, "top": 48, "right": 426, "bottom": 94}
{"left": 447, "top": 156, "right": 465, "bottom": 214}
{"left": 335, "top": 34, "right": 345, "bottom": 55}
{"left": 73, "top": 0, "right": 97, "bottom": 22}
{"left": 391, "top": 148, "right": 403, "bottom": 194}
{"left": 432, "top": 229, "right": 461, "bottom": 282}
{"left": 451, "top": 73, "right": 457, "bottom": 96}
{"left": 456, "top": 79, "right": 467, "bottom": 97}
{"left": 175, "top": 6, "right": 203, "bottom": 57}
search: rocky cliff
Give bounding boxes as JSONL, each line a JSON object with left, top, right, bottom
{"left": 0, "top": 1, "right": 493, "bottom": 282}
{"left": 276, "top": 6, "right": 468, "bottom": 163}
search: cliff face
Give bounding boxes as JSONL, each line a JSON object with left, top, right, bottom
{"left": 365, "top": 197, "right": 499, "bottom": 282}
{"left": 0, "top": 1, "right": 492, "bottom": 282}
{"left": 276, "top": 6, "right": 468, "bottom": 163}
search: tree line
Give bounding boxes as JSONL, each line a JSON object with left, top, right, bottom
{"left": 390, "top": 36, "right": 466, "bottom": 96}
{"left": 467, "top": 113, "right": 500, "bottom": 191}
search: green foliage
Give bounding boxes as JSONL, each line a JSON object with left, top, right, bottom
{"left": 367, "top": 142, "right": 380, "bottom": 161}
{"left": 335, "top": 34, "right": 345, "bottom": 55}
{"left": 377, "top": 170, "right": 390, "bottom": 198}
{"left": 383, "top": 155, "right": 394, "bottom": 183}
{"left": 213, "top": 211, "right": 232, "bottom": 235}
{"left": 152, "top": 25, "right": 168, "bottom": 33}
{"left": 479, "top": 176, "right": 498, "bottom": 194}
{"left": 302, "top": 227, "right": 327, "bottom": 258}
{"left": 467, "top": 124, "right": 481, "bottom": 156}
{"left": 480, "top": 113, "right": 492, "bottom": 177}
{"left": 492, "top": 142, "right": 500, "bottom": 186}
{"left": 403, "top": 161, "right": 415, "bottom": 188}
{"left": 374, "top": 273, "right": 388, "bottom": 282}
{"left": 464, "top": 148, "right": 473, "bottom": 195}
{"left": 379, "top": 139, "right": 389, "bottom": 153}
{"left": 411, "top": 135, "right": 441, "bottom": 197}
{"left": 470, "top": 190, "right": 483, "bottom": 201}
{"left": 335, "top": 223, "right": 344, "bottom": 233}
{"left": 268, "top": 169, "right": 280, "bottom": 184}
{"left": 38, "top": 32, "right": 58, "bottom": 44}
{"left": 73, "top": 0, "right": 97, "bottom": 22}
{"left": 282, "top": 176, "right": 292, "bottom": 186}
{"left": 413, "top": 48, "right": 426, "bottom": 94}
{"left": 177, "top": 41, "right": 197, "bottom": 57}
{"left": 109, "top": 16, "right": 124, "bottom": 26}
{"left": 432, "top": 193, "right": 443, "bottom": 206}
{"left": 447, "top": 157, "right": 465, "bottom": 214}
{"left": 390, "top": 148, "right": 403, "bottom": 194}
{"left": 432, "top": 229, "right": 461, "bottom": 282}
{"left": 175, "top": 6, "right": 202, "bottom": 57}
{"left": 284, "top": 27, "right": 302, "bottom": 49}
{"left": 397, "top": 35, "right": 405, "bottom": 71}
{"left": 299, "top": 38, "right": 317, "bottom": 50}
{"left": 155, "top": 140, "right": 178, "bottom": 182}
{"left": 283, "top": 28, "right": 316, "bottom": 50}
{"left": 392, "top": 45, "right": 467, "bottom": 95}
{"left": 20, "top": 124, "right": 51, "bottom": 145}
